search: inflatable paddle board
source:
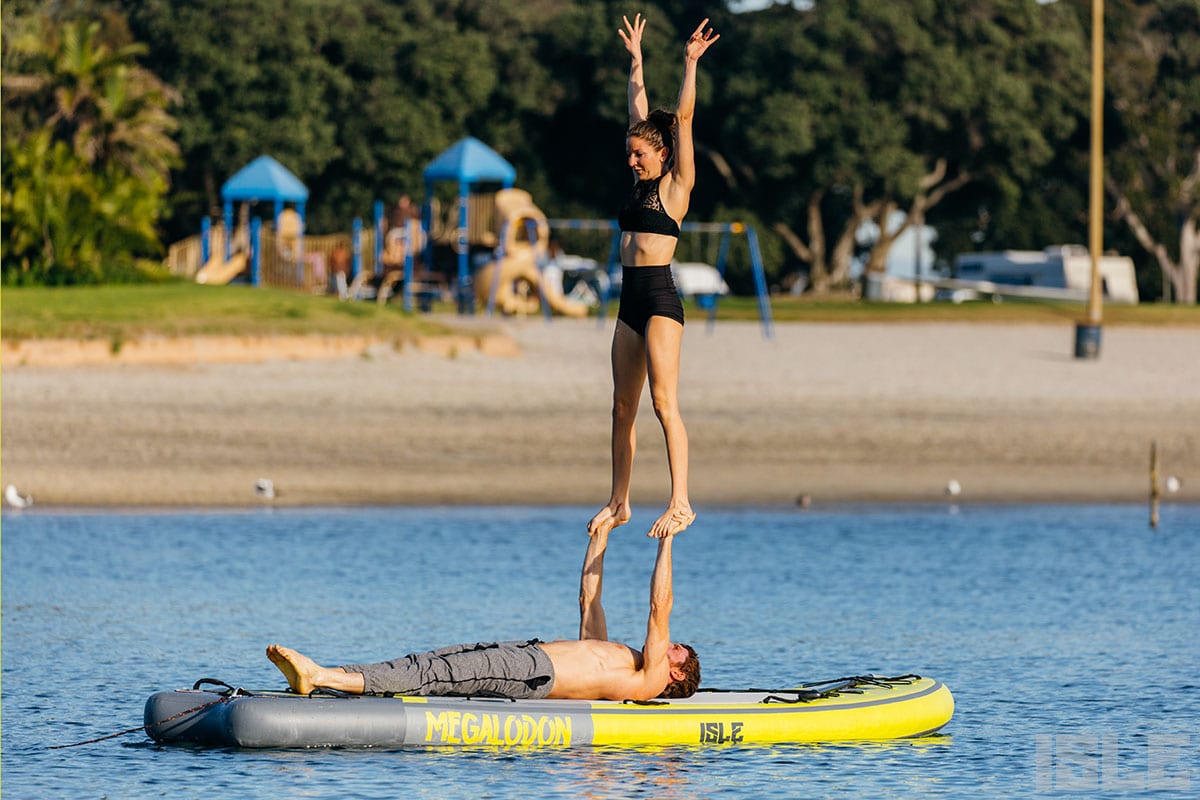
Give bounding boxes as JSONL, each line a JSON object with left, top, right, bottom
{"left": 145, "top": 674, "right": 952, "bottom": 748}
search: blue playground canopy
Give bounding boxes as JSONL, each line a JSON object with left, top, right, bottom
{"left": 423, "top": 137, "right": 516, "bottom": 311}
{"left": 423, "top": 136, "right": 516, "bottom": 185}
{"left": 220, "top": 156, "right": 308, "bottom": 271}
{"left": 222, "top": 155, "right": 309, "bottom": 203}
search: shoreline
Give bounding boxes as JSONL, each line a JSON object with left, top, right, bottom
{"left": 0, "top": 330, "right": 519, "bottom": 367}
{"left": 3, "top": 318, "right": 1198, "bottom": 509}
{"left": 8, "top": 497, "right": 1195, "bottom": 515}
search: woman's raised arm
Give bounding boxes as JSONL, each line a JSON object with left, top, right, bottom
{"left": 619, "top": 13, "right": 649, "bottom": 124}
{"left": 670, "top": 19, "right": 719, "bottom": 194}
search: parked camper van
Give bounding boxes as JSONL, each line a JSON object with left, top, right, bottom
{"left": 950, "top": 245, "right": 1139, "bottom": 304}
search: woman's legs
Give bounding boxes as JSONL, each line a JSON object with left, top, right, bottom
{"left": 644, "top": 315, "right": 694, "bottom": 538}
{"left": 588, "top": 320, "right": 647, "bottom": 536}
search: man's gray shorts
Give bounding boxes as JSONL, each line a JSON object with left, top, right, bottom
{"left": 340, "top": 640, "right": 555, "bottom": 699}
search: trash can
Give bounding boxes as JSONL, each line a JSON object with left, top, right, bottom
{"left": 1073, "top": 322, "right": 1102, "bottom": 359}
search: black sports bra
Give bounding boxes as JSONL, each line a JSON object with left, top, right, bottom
{"left": 618, "top": 176, "right": 680, "bottom": 238}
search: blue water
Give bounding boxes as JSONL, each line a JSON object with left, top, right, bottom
{"left": 3, "top": 504, "right": 1197, "bottom": 798}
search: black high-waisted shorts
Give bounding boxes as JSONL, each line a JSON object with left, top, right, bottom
{"left": 617, "top": 265, "right": 685, "bottom": 336}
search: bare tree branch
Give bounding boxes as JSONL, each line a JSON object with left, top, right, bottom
{"left": 772, "top": 221, "right": 813, "bottom": 263}
{"left": 919, "top": 158, "right": 948, "bottom": 191}
{"left": 925, "top": 169, "right": 971, "bottom": 209}
{"left": 696, "top": 144, "right": 738, "bottom": 192}
{"left": 1107, "top": 174, "right": 1179, "bottom": 278}
{"left": 1179, "top": 148, "right": 1200, "bottom": 207}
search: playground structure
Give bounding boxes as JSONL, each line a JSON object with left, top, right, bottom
{"left": 163, "top": 142, "right": 774, "bottom": 336}
{"left": 208, "top": 155, "right": 308, "bottom": 287}
{"left": 193, "top": 221, "right": 247, "bottom": 285}
{"left": 357, "top": 137, "right": 596, "bottom": 317}
{"left": 166, "top": 155, "right": 332, "bottom": 292}
{"left": 421, "top": 136, "right": 515, "bottom": 314}
{"left": 475, "top": 188, "right": 588, "bottom": 318}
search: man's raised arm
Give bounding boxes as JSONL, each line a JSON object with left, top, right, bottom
{"left": 631, "top": 533, "right": 676, "bottom": 699}
{"left": 578, "top": 529, "right": 610, "bottom": 640}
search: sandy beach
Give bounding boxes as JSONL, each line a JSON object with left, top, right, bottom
{"left": 2, "top": 317, "right": 1198, "bottom": 510}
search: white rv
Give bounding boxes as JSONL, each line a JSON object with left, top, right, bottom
{"left": 950, "top": 245, "right": 1139, "bottom": 304}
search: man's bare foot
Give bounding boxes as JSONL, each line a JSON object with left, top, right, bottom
{"left": 648, "top": 505, "right": 695, "bottom": 538}
{"left": 266, "top": 644, "right": 322, "bottom": 695}
{"left": 587, "top": 501, "right": 630, "bottom": 537}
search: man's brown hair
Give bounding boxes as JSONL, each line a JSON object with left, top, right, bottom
{"left": 659, "top": 644, "right": 700, "bottom": 699}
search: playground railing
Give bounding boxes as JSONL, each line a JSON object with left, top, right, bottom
{"left": 259, "top": 229, "right": 377, "bottom": 294}
{"left": 164, "top": 234, "right": 204, "bottom": 279}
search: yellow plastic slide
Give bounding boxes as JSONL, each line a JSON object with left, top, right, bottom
{"left": 195, "top": 252, "right": 248, "bottom": 285}
{"left": 475, "top": 189, "right": 588, "bottom": 318}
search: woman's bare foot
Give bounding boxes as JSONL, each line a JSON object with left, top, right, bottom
{"left": 266, "top": 644, "right": 322, "bottom": 695}
{"left": 648, "top": 505, "right": 695, "bottom": 538}
{"left": 587, "top": 501, "right": 631, "bottom": 537}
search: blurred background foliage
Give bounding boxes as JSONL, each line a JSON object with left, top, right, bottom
{"left": 2, "top": 0, "right": 1196, "bottom": 301}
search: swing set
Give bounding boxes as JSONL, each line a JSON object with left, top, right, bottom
{"left": 547, "top": 218, "right": 775, "bottom": 339}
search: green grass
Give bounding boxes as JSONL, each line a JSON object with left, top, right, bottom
{"left": 2, "top": 283, "right": 1197, "bottom": 341}
{"left": 0, "top": 282, "right": 455, "bottom": 341}
{"left": 701, "top": 294, "right": 1200, "bottom": 326}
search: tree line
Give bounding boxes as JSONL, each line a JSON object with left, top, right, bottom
{"left": 3, "top": 0, "right": 1197, "bottom": 302}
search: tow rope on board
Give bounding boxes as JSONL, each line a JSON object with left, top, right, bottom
{"left": 694, "top": 674, "right": 923, "bottom": 705}
{"left": 49, "top": 679, "right": 252, "bottom": 750}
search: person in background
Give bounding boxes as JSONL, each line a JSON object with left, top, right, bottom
{"left": 328, "top": 240, "right": 352, "bottom": 296}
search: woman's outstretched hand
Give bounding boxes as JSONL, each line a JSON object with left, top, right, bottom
{"left": 619, "top": 13, "right": 647, "bottom": 62}
{"left": 684, "top": 18, "right": 719, "bottom": 61}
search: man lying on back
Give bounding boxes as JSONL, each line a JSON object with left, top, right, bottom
{"left": 267, "top": 528, "right": 700, "bottom": 701}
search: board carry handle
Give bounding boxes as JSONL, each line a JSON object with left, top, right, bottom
{"left": 192, "top": 678, "right": 253, "bottom": 696}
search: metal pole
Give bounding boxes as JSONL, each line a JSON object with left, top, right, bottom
{"left": 403, "top": 218, "right": 415, "bottom": 313}
{"left": 913, "top": 209, "right": 924, "bottom": 303}
{"left": 200, "top": 216, "right": 211, "bottom": 265}
{"left": 373, "top": 200, "right": 385, "bottom": 276}
{"left": 706, "top": 228, "right": 733, "bottom": 333}
{"left": 457, "top": 187, "right": 471, "bottom": 314}
{"left": 351, "top": 217, "right": 362, "bottom": 280}
{"left": 223, "top": 202, "right": 234, "bottom": 262}
{"left": 601, "top": 226, "right": 621, "bottom": 323}
{"left": 487, "top": 221, "right": 508, "bottom": 317}
{"left": 250, "top": 217, "right": 261, "bottom": 286}
{"left": 1150, "top": 439, "right": 1161, "bottom": 529}
{"left": 745, "top": 226, "right": 775, "bottom": 340}
{"left": 1075, "top": 0, "right": 1105, "bottom": 358}
{"left": 529, "top": 218, "right": 554, "bottom": 323}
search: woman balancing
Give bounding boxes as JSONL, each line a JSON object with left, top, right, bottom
{"left": 588, "top": 14, "right": 719, "bottom": 540}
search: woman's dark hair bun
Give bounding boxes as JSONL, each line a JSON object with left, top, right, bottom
{"left": 648, "top": 108, "right": 677, "bottom": 139}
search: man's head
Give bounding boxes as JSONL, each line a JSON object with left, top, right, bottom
{"left": 659, "top": 643, "right": 700, "bottom": 699}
